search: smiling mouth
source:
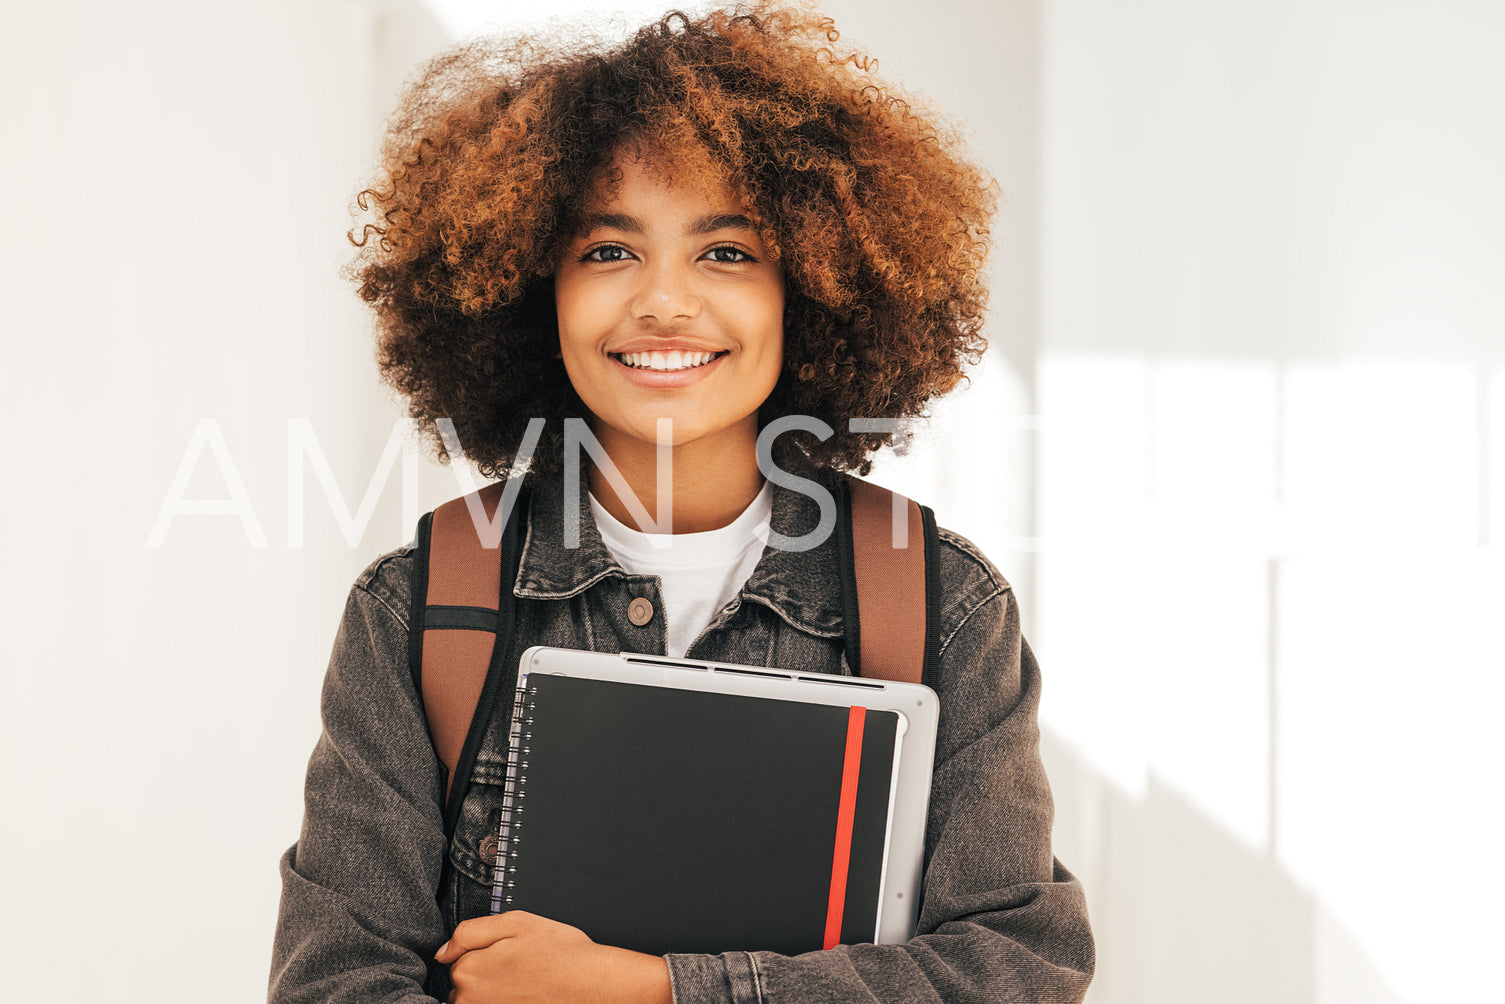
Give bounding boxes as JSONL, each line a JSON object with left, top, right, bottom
{"left": 612, "top": 350, "right": 726, "bottom": 372}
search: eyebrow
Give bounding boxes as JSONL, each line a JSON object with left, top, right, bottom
{"left": 575, "top": 212, "right": 754, "bottom": 237}
{"left": 689, "top": 213, "right": 754, "bottom": 235}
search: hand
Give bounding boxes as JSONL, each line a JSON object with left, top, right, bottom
{"left": 434, "top": 911, "right": 673, "bottom": 1004}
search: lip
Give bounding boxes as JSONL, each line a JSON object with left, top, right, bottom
{"left": 609, "top": 349, "right": 728, "bottom": 388}
{"left": 607, "top": 337, "right": 727, "bottom": 354}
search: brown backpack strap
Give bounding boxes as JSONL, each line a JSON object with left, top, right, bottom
{"left": 414, "top": 475, "right": 934, "bottom": 835}
{"left": 411, "top": 480, "right": 527, "bottom": 836}
{"left": 842, "top": 476, "right": 938, "bottom": 687}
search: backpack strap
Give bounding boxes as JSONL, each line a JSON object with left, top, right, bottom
{"left": 409, "top": 480, "right": 528, "bottom": 840}
{"left": 413, "top": 475, "right": 938, "bottom": 839}
{"left": 837, "top": 475, "right": 942, "bottom": 689}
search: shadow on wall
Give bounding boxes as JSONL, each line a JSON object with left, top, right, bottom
{"left": 1044, "top": 729, "right": 1405, "bottom": 1004}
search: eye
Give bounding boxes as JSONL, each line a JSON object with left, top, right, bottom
{"left": 703, "top": 245, "right": 756, "bottom": 264}
{"left": 579, "top": 243, "right": 634, "bottom": 263}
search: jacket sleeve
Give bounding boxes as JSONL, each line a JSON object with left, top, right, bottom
{"left": 269, "top": 561, "right": 449, "bottom": 1004}
{"left": 664, "top": 580, "right": 1096, "bottom": 1004}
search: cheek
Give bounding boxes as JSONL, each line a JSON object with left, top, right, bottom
{"left": 761, "top": 289, "right": 785, "bottom": 376}
{"left": 739, "top": 281, "right": 784, "bottom": 357}
{"left": 554, "top": 297, "right": 601, "bottom": 367}
{"left": 552, "top": 295, "right": 597, "bottom": 395}
{"left": 554, "top": 284, "right": 578, "bottom": 339}
{"left": 765, "top": 329, "right": 784, "bottom": 375}
{"left": 553, "top": 273, "right": 599, "bottom": 337}
{"left": 555, "top": 332, "right": 587, "bottom": 387}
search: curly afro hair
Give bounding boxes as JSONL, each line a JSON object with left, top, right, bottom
{"left": 351, "top": 2, "right": 997, "bottom": 477}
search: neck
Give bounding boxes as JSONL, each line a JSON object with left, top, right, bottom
{"left": 588, "top": 423, "right": 764, "bottom": 534}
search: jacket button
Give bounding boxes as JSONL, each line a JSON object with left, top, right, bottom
{"left": 628, "top": 597, "right": 654, "bottom": 626}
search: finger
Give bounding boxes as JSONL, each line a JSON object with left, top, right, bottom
{"left": 434, "top": 912, "right": 528, "bottom": 962}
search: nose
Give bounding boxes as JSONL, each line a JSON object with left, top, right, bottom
{"left": 629, "top": 260, "right": 700, "bottom": 324}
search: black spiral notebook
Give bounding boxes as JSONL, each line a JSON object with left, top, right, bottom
{"left": 486, "top": 648, "right": 930, "bottom": 956}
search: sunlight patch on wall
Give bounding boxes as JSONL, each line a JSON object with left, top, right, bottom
{"left": 1280, "top": 360, "right": 1478, "bottom": 550}
{"left": 1036, "top": 352, "right": 1274, "bottom": 847}
{"left": 1277, "top": 549, "right": 1505, "bottom": 1004}
{"left": 1035, "top": 349, "right": 1494, "bottom": 867}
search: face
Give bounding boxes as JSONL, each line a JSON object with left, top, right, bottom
{"left": 554, "top": 151, "right": 784, "bottom": 462}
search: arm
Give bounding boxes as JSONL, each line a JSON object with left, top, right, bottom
{"left": 665, "top": 583, "right": 1095, "bottom": 1003}
{"left": 269, "top": 559, "right": 450, "bottom": 1003}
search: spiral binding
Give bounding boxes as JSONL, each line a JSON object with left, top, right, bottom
{"left": 488, "top": 677, "right": 538, "bottom": 914}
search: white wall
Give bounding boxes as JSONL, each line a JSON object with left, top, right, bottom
{"left": 0, "top": 0, "right": 453, "bottom": 997}
{"left": 1034, "top": 2, "right": 1505, "bottom": 1002}
{"left": 817, "top": 0, "right": 1043, "bottom": 614}
{"left": 3, "top": 1, "right": 1500, "bottom": 1001}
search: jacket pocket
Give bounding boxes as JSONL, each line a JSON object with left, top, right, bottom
{"left": 446, "top": 756, "right": 512, "bottom": 922}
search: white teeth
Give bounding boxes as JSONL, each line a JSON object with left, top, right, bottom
{"left": 618, "top": 350, "right": 718, "bottom": 371}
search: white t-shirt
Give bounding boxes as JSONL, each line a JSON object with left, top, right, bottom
{"left": 589, "top": 483, "right": 772, "bottom": 658}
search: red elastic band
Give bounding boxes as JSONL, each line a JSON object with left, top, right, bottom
{"left": 823, "top": 705, "right": 867, "bottom": 949}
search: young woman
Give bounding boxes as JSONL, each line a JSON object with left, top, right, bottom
{"left": 270, "top": 6, "right": 1094, "bottom": 1002}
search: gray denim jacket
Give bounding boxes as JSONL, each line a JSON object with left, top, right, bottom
{"left": 269, "top": 474, "right": 1094, "bottom": 1003}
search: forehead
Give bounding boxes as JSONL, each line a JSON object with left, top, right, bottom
{"left": 580, "top": 143, "right": 742, "bottom": 217}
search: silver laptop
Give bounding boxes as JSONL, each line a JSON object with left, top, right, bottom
{"left": 504, "top": 645, "right": 940, "bottom": 947}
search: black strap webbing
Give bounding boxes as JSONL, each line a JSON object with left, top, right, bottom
{"left": 415, "top": 476, "right": 938, "bottom": 840}
{"left": 410, "top": 485, "right": 528, "bottom": 840}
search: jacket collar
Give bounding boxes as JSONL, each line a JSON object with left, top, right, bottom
{"left": 514, "top": 469, "right": 845, "bottom": 639}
